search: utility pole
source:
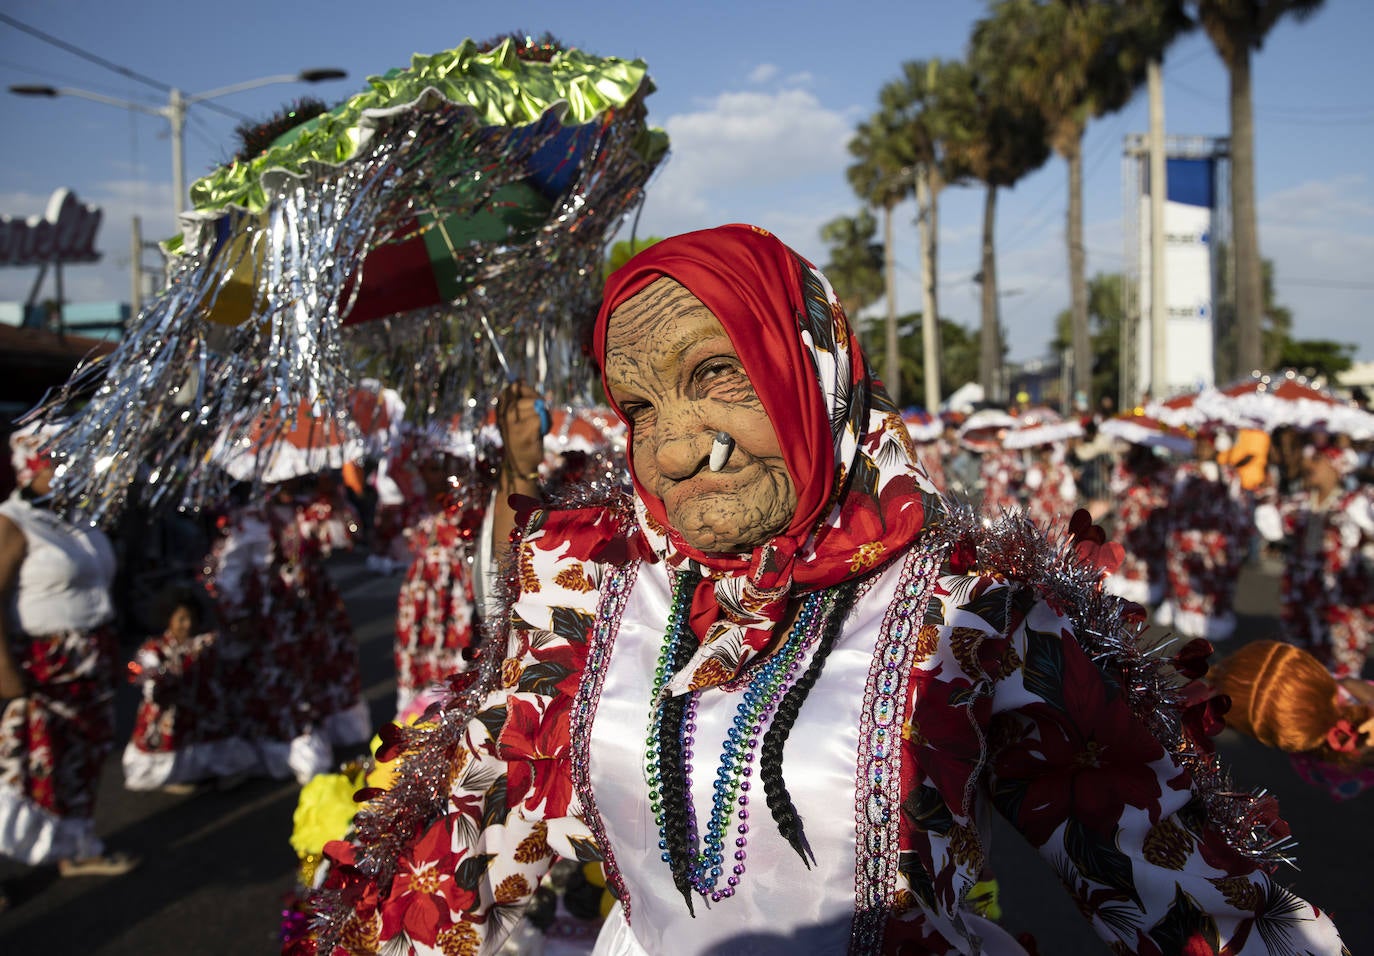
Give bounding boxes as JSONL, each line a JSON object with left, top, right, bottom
{"left": 1148, "top": 59, "right": 1168, "bottom": 398}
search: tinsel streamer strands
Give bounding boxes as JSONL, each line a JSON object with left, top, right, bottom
{"left": 27, "top": 82, "right": 660, "bottom": 527}
{"left": 308, "top": 482, "right": 633, "bottom": 952}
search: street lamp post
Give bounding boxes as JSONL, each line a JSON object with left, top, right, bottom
{"left": 10, "top": 68, "right": 347, "bottom": 214}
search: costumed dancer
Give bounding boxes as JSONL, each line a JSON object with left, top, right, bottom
{"left": 1103, "top": 444, "right": 1174, "bottom": 607}
{"left": 1156, "top": 427, "right": 1251, "bottom": 640}
{"left": 369, "top": 448, "right": 423, "bottom": 575}
{"left": 202, "top": 481, "right": 361, "bottom": 784}
{"left": 937, "top": 418, "right": 979, "bottom": 498}
{"left": 0, "top": 424, "right": 137, "bottom": 883}
{"left": 1254, "top": 444, "right": 1374, "bottom": 679}
{"left": 977, "top": 438, "right": 1023, "bottom": 517}
{"left": 1210, "top": 640, "right": 1374, "bottom": 800}
{"left": 393, "top": 449, "right": 491, "bottom": 716}
{"left": 304, "top": 226, "right": 1343, "bottom": 955}
{"left": 276, "top": 478, "right": 371, "bottom": 752}
{"left": 1022, "top": 442, "right": 1078, "bottom": 530}
{"left": 121, "top": 585, "right": 255, "bottom": 792}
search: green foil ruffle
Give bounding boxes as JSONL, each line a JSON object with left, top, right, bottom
{"left": 183, "top": 38, "right": 663, "bottom": 223}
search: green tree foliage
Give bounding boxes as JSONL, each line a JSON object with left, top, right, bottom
{"left": 1215, "top": 250, "right": 1292, "bottom": 379}
{"left": 604, "top": 236, "right": 664, "bottom": 279}
{"left": 876, "top": 58, "right": 983, "bottom": 409}
{"left": 820, "top": 211, "right": 885, "bottom": 319}
{"left": 855, "top": 312, "right": 984, "bottom": 406}
{"left": 951, "top": 40, "right": 1052, "bottom": 399}
{"left": 846, "top": 112, "right": 912, "bottom": 401}
{"left": 1277, "top": 338, "right": 1355, "bottom": 379}
{"left": 1052, "top": 272, "right": 1126, "bottom": 406}
{"left": 972, "top": 0, "right": 1188, "bottom": 402}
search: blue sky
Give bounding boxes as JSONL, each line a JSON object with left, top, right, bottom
{"left": 2, "top": 0, "right": 1371, "bottom": 364}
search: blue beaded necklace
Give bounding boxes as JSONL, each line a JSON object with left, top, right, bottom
{"left": 646, "top": 569, "right": 832, "bottom": 904}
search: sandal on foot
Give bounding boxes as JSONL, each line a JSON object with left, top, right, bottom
{"left": 58, "top": 851, "right": 141, "bottom": 877}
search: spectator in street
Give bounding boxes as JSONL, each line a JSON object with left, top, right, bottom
{"left": 0, "top": 423, "right": 138, "bottom": 892}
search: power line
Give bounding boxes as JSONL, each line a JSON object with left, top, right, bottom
{"left": 1281, "top": 277, "right": 1374, "bottom": 291}
{"left": 0, "top": 56, "right": 163, "bottom": 104}
{"left": 0, "top": 13, "right": 252, "bottom": 123}
{"left": 1168, "top": 76, "right": 1374, "bottom": 124}
{"left": 0, "top": 11, "right": 172, "bottom": 93}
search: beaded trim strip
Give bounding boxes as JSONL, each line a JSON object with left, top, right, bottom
{"left": 849, "top": 541, "right": 943, "bottom": 955}
{"left": 567, "top": 558, "right": 641, "bottom": 921}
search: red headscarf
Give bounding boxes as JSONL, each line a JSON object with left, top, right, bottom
{"left": 595, "top": 224, "right": 935, "bottom": 694}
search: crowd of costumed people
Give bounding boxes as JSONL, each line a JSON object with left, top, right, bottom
{"left": 4, "top": 226, "right": 1374, "bottom": 952}
{"left": 4, "top": 34, "right": 1374, "bottom": 956}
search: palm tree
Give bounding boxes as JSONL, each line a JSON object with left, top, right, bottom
{"left": 878, "top": 60, "right": 968, "bottom": 411}
{"left": 1191, "top": 0, "right": 1326, "bottom": 377}
{"left": 820, "top": 210, "right": 886, "bottom": 321}
{"left": 847, "top": 112, "right": 912, "bottom": 403}
{"left": 945, "top": 49, "right": 1050, "bottom": 403}
{"left": 974, "top": 0, "right": 1185, "bottom": 406}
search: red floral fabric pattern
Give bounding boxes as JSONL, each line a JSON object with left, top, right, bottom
{"left": 1267, "top": 487, "right": 1374, "bottom": 679}
{"left": 979, "top": 448, "right": 1025, "bottom": 517}
{"left": 1025, "top": 458, "right": 1079, "bottom": 530}
{"left": 0, "top": 626, "right": 117, "bottom": 822}
{"left": 1161, "top": 462, "right": 1251, "bottom": 640}
{"left": 394, "top": 495, "right": 487, "bottom": 708}
{"left": 126, "top": 630, "right": 227, "bottom": 755}
{"left": 203, "top": 496, "right": 364, "bottom": 748}
{"left": 1106, "top": 459, "right": 1173, "bottom": 604}
{"left": 322, "top": 507, "right": 1344, "bottom": 955}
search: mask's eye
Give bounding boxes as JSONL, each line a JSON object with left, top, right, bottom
{"left": 693, "top": 358, "right": 752, "bottom": 401}
{"left": 619, "top": 400, "right": 654, "bottom": 427}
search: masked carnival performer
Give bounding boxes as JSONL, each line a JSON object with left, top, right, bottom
{"left": 306, "top": 226, "right": 1344, "bottom": 955}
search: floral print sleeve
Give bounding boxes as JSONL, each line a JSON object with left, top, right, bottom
{"left": 318, "top": 505, "right": 622, "bottom": 956}
{"left": 984, "top": 583, "right": 1345, "bottom": 954}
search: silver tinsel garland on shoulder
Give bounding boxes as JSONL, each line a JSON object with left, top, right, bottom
{"left": 922, "top": 498, "right": 1297, "bottom": 871}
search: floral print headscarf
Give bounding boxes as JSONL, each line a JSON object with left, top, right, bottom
{"left": 595, "top": 224, "right": 936, "bottom": 696}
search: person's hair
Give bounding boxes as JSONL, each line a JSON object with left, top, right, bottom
{"left": 654, "top": 608, "right": 700, "bottom": 913}
{"left": 654, "top": 580, "right": 859, "bottom": 912}
{"left": 1210, "top": 641, "right": 1374, "bottom": 765}
{"left": 759, "top": 582, "right": 859, "bottom": 867}
{"left": 157, "top": 584, "right": 203, "bottom": 632}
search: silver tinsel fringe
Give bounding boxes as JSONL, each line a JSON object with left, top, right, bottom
{"left": 27, "top": 88, "right": 660, "bottom": 528}
{"left": 308, "top": 481, "right": 633, "bottom": 952}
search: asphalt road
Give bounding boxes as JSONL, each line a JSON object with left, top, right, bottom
{"left": 0, "top": 553, "right": 1366, "bottom": 954}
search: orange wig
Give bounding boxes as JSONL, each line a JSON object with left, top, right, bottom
{"left": 1210, "top": 641, "right": 1373, "bottom": 763}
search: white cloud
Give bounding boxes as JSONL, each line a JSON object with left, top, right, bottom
{"left": 0, "top": 178, "right": 176, "bottom": 306}
{"left": 637, "top": 85, "right": 855, "bottom": 242}
{"left": 1260, "top": 174, "right": 1374, "bottom": 226}
{"left": 1258, "top": 173, "right": 1374, "bottom": 356}
{"left": 747, "top": 64, "right": 779, "bottom": 84}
